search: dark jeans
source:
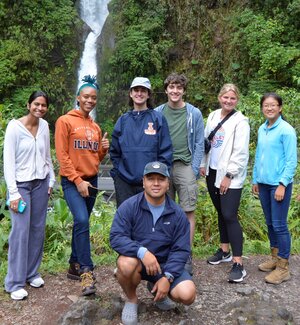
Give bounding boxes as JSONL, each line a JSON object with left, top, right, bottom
{"left": 113, "top": 174, "right": 143, "bottom": 207}
{"left": 61, "top": 175, "right": 98, "bottom": 271}
{"left": 206, "top": 168, "right": 243, "bottom": 256}
{"left": 258, "top": 183, "right": 292, "bottom": 259}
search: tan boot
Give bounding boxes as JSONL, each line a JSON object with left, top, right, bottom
{"left": 265, "top": 257, "right": 291, "bottom": 284}
{"left": 258, "top": 247, "right": 278, "bottom": 272}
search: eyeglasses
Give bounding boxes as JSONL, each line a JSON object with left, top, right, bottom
{"left": 262, "top": 104, "right": 279, "bottom": 109}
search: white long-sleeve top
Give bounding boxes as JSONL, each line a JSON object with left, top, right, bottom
{"left": 201, "top": 109, "right": 250, "bottom": 189}
{"left": 4, "top": 118, "right": 55, "bottom": 201}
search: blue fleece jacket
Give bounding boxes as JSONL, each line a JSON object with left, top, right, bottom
{"left": 253, "top": 116, "right": 297, "bottom": 186}
{"left": 109, "top": 109, "right": 173, "bottom": 184}
{"left": 109, "top": 192, "right": 190, "bottom": 278}
{"left": 155, "top": 102, "right": 204, "bottom": 178}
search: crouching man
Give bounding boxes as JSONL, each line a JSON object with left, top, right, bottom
{"left": 110, "top": 161, "right": 196, "bottom": 325}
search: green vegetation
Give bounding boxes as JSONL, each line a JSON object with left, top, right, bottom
{"left": 0, "top": 0, "right": 81, "bottom": 127}
{"left": 0, "top": 0, "right": 299, "bottom": 286}
{"left": 195, "top": 179, "right": 300, "bottom": 257}
{"left": 0, "top": 172, "right": 299, "bottom": 285}
{"left": 0, "top": 0, "right": 299, "bottom": 120}
{"left": 0, "top": 192, "right": 117, "bottom": 285}
{"left": 98, "top": 0, "right": 300, "bottom": 119}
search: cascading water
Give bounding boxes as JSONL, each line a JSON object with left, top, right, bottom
{"left": 77, "top": 0, "right": 111, "bottom": 118}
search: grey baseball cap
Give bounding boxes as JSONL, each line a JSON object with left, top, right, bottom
{"left": 130, "top": 77, "right": 151, "bottom": 90}
{"left": 143, "top": 161, "right": 170, "bottom": 177}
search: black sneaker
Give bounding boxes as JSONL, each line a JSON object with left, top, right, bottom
{"left": 207, "top": 248, "right": 232, "bottom": 265}
{"left": 80, "top": 268, "right": 97, "bottom": 296}
{"left": 67, "top": 262, "right": 81, "bottom": 281}
{"left": 228, "top": 263, "right": 247, "bottom": 283}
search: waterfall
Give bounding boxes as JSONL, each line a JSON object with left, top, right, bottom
{"left": 77, "top": 0, "right": 111, "bottom": 118}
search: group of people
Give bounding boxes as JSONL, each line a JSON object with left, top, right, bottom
{"left": 3, "top": 72, "right": 297, "bottom": 325}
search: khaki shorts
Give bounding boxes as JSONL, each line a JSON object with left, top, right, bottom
{"left": 169, "top": 161, "right": 198, "bottom": 212}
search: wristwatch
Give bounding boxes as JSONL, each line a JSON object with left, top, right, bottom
{"left": 225, "top": 172, "right": 234, "bottom": 179}
{"left": 163, "top": 273, "right": 174, "bottom": 283}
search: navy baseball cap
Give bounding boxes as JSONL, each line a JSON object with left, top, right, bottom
{"left": 143, "top": 161, "right": 170, "bottom": 177}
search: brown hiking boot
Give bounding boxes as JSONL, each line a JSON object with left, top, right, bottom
{"left": 80, "top": 269, "right": 96, "bottom": 296}
{"left": 265, "top": 257, "right": 291, "bottom": 284}
{"left": 258, "top": 247, "right": 278, "bottom": 272}
{"left": 67, "top": 263, "right": 81, "bottom": 280}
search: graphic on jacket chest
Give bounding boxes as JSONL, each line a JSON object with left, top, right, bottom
{"left": 144, "top": 122, "right": 157, "bottom": 135}
{"left": 73, "top": 126, "right": 99, "bottom": 151}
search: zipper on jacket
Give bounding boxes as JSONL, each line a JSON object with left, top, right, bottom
{"left": 34, "top": 138, "right": 37, "bottom": 179}
{"left": 188, "top": 112, "right": 193, "bottom": 133}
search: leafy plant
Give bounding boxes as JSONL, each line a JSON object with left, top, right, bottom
{"left": 90, "top": 195, "right": 117, "bottom": 265}
{"left": 194, "top": 175, "right": 300, "bottom": 258}
{"left": 42, "top": 197, "right": 73, "bottom": 271}
{"left": 0, "top": 0, "right": 82, "bottom": 128}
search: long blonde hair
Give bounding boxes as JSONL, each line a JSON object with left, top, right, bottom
{"left": 218, "top": 83, "right": 240, "bottom": 100}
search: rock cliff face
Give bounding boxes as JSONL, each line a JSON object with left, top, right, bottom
{"left": 94, "top": 0, "right": 299, "bottom": 120}
{"left": 96, "top": 0, "right": 248, "bottom": 118}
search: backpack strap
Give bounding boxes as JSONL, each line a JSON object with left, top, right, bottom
{"left": 207, "top": 110, "right": 236, "bottom": 141}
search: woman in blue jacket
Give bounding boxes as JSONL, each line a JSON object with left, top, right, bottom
{"left": 252, "top": 92, "right": 297, "bottom": 285}
{"left": 110, "top": 77, "right": 173, "bottom": 207}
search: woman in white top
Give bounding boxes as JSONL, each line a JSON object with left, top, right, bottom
{"left": 200, "top": 84, "right": 250, "bottom": 283}
{"left": 3, "top": 91, "right": 55, "bottom": 300}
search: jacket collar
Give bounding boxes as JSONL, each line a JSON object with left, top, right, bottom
{"left": 139, "top": 192, "right": 176, "bottom": 216}
{"left": 129, "top": 108, "right": 150, "bottom": 115}
{"left": 263, "top": 115, "right": 282, "bottom": 130}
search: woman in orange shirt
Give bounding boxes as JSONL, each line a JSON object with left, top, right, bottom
{"left": 55, "top": 75, "right": 109, "bottom": 296}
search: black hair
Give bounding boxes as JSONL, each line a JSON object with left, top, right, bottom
{"left": 260, "top": 92, "right": 283, "bottom": 107}
{"left": 28, "top": 91, "right": 49, "bottom": 107}
{"left": 260, "top": 92, "right": 285, "bottom": 120}
{"left": 128, "top": 88, "right": 154, "bottom": 109}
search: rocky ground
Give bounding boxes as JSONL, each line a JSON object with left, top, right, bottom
{"left": 0, "top": 254, "right": 299, "bottom": 325}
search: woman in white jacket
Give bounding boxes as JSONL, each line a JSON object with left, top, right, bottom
{"left": 4, "top": 91, "right": 55, "bottom": 300}
{"left": 200, "top": 84, "right": 250, "bottom": 283}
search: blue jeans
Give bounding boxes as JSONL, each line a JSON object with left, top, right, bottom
{"left": 258, "top": 183, "right": 292, "bottom": 259}
{"left": 61, "top": 176, "right": 98, "bottom": 271}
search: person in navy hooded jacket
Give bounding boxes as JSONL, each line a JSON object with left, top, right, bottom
{"left": 110, "top": 77, "right": 173, "bottom": 207}
{"left": 110, "top": 161, "right": 196, "bottom": 325}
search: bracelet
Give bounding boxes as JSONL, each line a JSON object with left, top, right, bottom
{"left": 279, "top": 182, "right": 286, "bottom": 187}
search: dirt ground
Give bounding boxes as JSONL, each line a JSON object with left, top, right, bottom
{"left": 0, "top": 255, "right": 299, "bottom": 325}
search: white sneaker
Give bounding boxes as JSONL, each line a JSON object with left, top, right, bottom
{"left": 29, "top": 277, "right": 44, "bottom": 288}
{"left": 11, "top": 288, "right": 28, "bottom": 300}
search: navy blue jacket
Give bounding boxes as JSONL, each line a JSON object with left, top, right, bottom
{"left": 109, "top": 109, "right": 173, "bottom": 184}
{"left": 110, "top": 192, "right": 190, "bottom": 278}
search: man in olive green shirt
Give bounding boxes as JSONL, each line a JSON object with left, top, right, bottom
{"left": 155, "top": 73, "right": 204, "bottom": 254}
